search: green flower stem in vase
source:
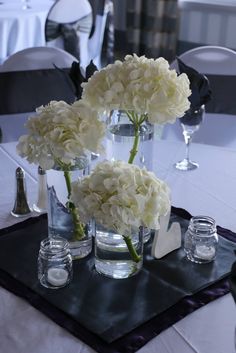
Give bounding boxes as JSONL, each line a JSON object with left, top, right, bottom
{"left": 122, "top": 235, "right": 141, "bottom": 263}
{"left": 106, "top": 110, "right": 154, "bottom": 247}
{"left": 95, "top": 225, "right": 144, "bottom": 279}
{"left": 47, "top": 159, "right": 92, "bottom": 260}
{"left": 126, "top": 111, "right": 148, "bottom": 164}
{"left": 106, "top": 110, "right": 154, "bottom": 172}
{"left": 64, "top": 170, "right": 85, "bottom": 241}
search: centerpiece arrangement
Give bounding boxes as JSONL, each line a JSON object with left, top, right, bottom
{"left": 71, "top": 160, "right": 170, "bottom": 278}
{"left": 17, "top": 99, "right": 105, "bottom": 259}
{"left": 80, "top": 54, "right": 191, "bottom": 249}
{"left": 16, "top": 53, "right": 192, "bottom": 280}
{"left": 82, "top": 54, "right": 191, "bottom": 164}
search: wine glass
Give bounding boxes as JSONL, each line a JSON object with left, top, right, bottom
{"left": 21, "top": 0, "right": 31, "bottom": 9}
{"left": 174, "top": 105, "right": 205, "bottom": 171}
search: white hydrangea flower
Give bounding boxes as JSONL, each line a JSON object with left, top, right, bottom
{"left": 71, "top": 160, "right": 171, "bottom": 236}
{"left": 16, "top": 100, "right": 106, "bottom": 170}
{"left": 82, "top": 54, "right": 191, "bottom": 124}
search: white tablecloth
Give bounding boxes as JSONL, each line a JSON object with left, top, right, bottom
{"left": 0, "top": 139, "right": 236, "bottom": 353}
{"left": 0, "top": 1, "right": 53, "bottom": 63}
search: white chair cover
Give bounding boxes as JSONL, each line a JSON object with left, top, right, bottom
{"left": 45, "top": 0, "right": 92, "bottom": 69}
{"left": 171, "top": 45, "right": 236, "bottom": 75}
{"left": 0, "top": 46, "right": 78, "bottom": 72}
{"left": 47, "top": 0, "right": 91, "bottom": 23}
{"left": 163, "top": 46, "right": 236, "bottom": 149}
{"left": 45, "top": 0, "right": 112, "bottom": 69}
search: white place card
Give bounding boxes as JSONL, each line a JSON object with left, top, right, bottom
{"left": 151, "top": 211, "right": 181, "bottom": 259}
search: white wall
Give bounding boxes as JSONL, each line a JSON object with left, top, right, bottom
{"left": 178, "top": 0, "right": 236, "bottom": 51}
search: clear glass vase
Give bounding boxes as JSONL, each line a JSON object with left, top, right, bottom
{"left": 95, "top": 224, "right": 144, "bottom": 279}
{"left": 47, "top": 157, "right": 93, "bottom": 260}
{"left": 106, "top": 110, "right": 154, "bottom": 170}
{"left": 106, "top": 110, "right": 153, "bottom": 243}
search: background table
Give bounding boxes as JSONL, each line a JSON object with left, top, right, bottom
{"left": 0, "top": 1, "right": 53, "bottom": 63}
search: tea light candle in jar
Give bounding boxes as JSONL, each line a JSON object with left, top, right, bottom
{"left": 47, "top": 268, "right": 69, "bottom": 287}
{"left": 38, "top": 237, "right": 72, "bottom": 289}
{"left": 184, "top": 215, "right": 218, "bottom": 264}
{"left": 195, "top": 244, "right": 216, "bottom": 260}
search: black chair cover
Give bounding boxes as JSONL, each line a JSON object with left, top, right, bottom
{"left": 0, "top": 68, "right": 77, "bottom": 115}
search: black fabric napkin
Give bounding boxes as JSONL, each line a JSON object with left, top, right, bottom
{"left": 177, "top": 57, "right": 212, "bottom": 125}
{"left": 230, "top": 261, "right": 236, "bottom": 304}
{"left": 177, "top": 57, "right": 212, "bottom": 111}
{"left": 0, "top": 207, "right": 235, "bottom": 353}
{"left": 68, "top": 60, "right": 98, "bottom": 99}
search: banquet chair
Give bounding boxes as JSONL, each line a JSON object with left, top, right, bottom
{"left": 45, "top": 0, "right": 113, "bottom": 70}
{"left": 162, "top": 46, "right": 236, "bottom": 149}
{"left": 0, "top": 46, "right": 78, "bottom": 72}
{"left": 0, "top": 47, "right": 77, "bottom": 143}
{"left": 45, "top": 0, "right": 92, "bottom": 69}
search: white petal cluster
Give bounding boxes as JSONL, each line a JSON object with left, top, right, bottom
{"left": 71, "top": 160, "right": 171, "bottom": 236}
{"left": 82, "top": 54, "right": 191, "bottom": 124}
{"left": 16, "top": 100, "right": 105, "bottom": 170}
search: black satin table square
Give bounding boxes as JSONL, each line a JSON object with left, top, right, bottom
{"left": 0, "top": 207, "right": 235, "bottom": 353}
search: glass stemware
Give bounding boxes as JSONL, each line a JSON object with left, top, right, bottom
{"left": 21, "top": 0, "right": 31, "bottom": 9}
{"left": 174, "top": 105, "right": 205, "bottom": 171}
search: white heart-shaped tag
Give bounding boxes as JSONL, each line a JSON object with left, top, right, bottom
{"left": 151, "top": 211, "right": 182, "bottom": 259}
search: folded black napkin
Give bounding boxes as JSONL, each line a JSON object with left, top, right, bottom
{"left": 229, "top": 258, "right": 236, "bottom": 303}
{"left": 177, "top": 57, "right": 212, "bottom": 125}
{"left": 69, "top": 60, "right": 98, "bottom": 99}
{"left": 177, "top": 57, "right": 212, "bottom": 111}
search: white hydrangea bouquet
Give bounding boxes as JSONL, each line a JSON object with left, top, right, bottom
{"left": 82, "top": 54, "right": 191, "bottom": 163}
{"left": 71, "top": 160, "right": 170, "bottom": 262}
{"left": 17, "top": 100, "right": 106, "bottom": 240}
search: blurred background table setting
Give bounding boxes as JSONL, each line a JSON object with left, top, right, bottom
{"left": 0, "top": 0, "right": 55, "bottom": 64}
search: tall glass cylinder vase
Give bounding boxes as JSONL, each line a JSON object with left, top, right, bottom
{"left": 105, "top": 110, "right": 153, "bottom": 243}
{"left": 47, "top": 157, "right": 92, "bottom": 260}
{"left": 106, "top": 110, "right": 154, "bottom": 170}
{"left": 95, "top": 225, "right": 144, "bottom": 279}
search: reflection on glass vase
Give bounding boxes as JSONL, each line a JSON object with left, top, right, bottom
{"left": 47, "top": 157, "right": 92, "bottom": 260}
{"left": 95, "top": 224, "right": 144, "bottom": 279}
{"left": 106, "top": 110, "right": 154, "bottom": 170}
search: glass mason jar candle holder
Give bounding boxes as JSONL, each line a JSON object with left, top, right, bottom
{"left": 184, "top": 215, "right": 218, "bottom": 264}
{"left": 38, "top": 236, "right": 73, "bottom": 289}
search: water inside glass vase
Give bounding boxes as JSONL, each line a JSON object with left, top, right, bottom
{"left": 106, "top": 110, "right": 154, "bottom": 170}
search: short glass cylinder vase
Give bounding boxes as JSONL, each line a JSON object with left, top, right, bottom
{"left": 95, "top": 224, "right": 144, "bottom": 279}
{"left": 47, "top": 157, "right": 92, "bottom": 260}
{"left": 184, "top": 215, "right": 218, "bottom": 264}
{"left": 106, "top": 110, "right": 154, "bottom": 170}
{"left": 38, "top": 236, "right": 73, "bottom": 289}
